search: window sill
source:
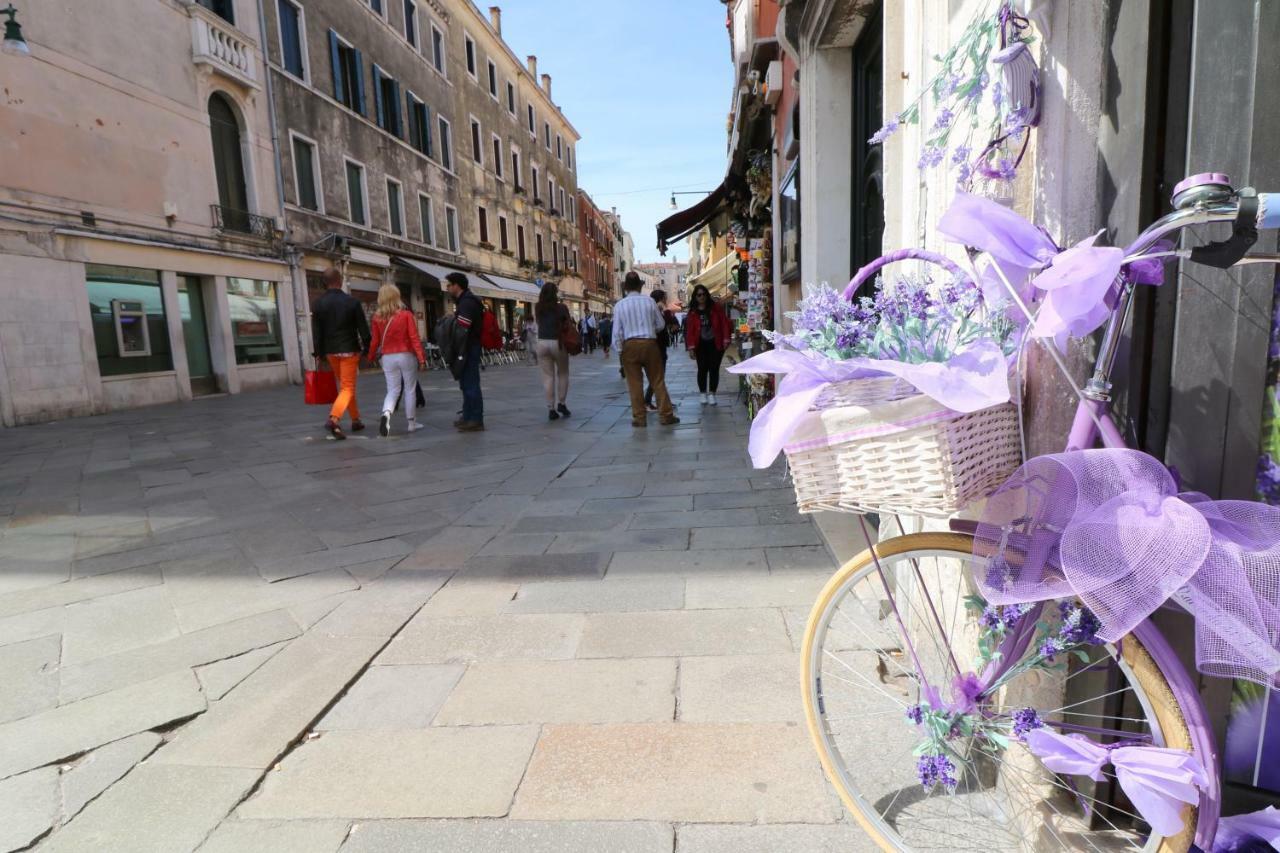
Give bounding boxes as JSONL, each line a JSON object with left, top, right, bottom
{"left": 101, "top": 370, "right": 178, "bottom": 383}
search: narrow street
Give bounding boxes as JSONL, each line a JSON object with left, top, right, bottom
{"left": 0, "top": 351, "right": 875, "bottom": 852}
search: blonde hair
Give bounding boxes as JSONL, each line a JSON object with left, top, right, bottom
{"left": 375, "top": 284, "right": 404, "bottom": 320}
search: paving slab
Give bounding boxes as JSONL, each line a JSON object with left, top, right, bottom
{"left": 60, "top": 731, "right": 163, "bottom": 820}
{"left": 0, "top": 633, "right": 60, "bottom": 724}
{"left": 766, "top": 545, "right": 838, "bottom": 573}
{"left": 316, "top": 664, "right": 465, "bottom": 730}
{"left": 197, "top": 818, "right": 350, "bottom": 853}
{"left": 459, "top": 552, "right": 610, "bottom": 582}
{"left": 61, "top": 584, "right": 182, "bottom": 665}
{"left": 691, "top": 524, "right": 822, "bottom": 550}
{"left": 678, "top": 654, "right": 805, "bottom": 722}
{"left": 0, "top": 567, "right": 162, "bottom": 621}
{"left": 505, "top": 577, "right": 684, "bottom": 614}
{"left": 310, "top": 579, "right": 444, "bottom": 638}
{"left": 580, "top": 496, "right": 693, "bottom": 514}
{"left": 168, "top": 566, "right": 360, "bottom": 634}
{"left": 642, "top": 479, "right": 752, "bottom": 496}
{"left": 416, "top": 580, "right": 520, "bottom": 615}
{"left": 507, "top": 513, "right": 629, "bottom": 534}
{"left": 154, "top": 633, "right": 383, "bottom": 770}
{"left": 511, "top": 722, "right": 838, "bottom": 823}
{"left": 675, "top": 822, "right": 880, "bottom": 852}
{"left": 684, "top": 574, "right": 830, "bottom": 609}
{"left": 341, "top": 820, "right": 673, "bottom": 853}
{"left": 606, "top": 549, "right": 768, "bottom": 579}
{"left": 378, "top": 613, "right": 584, "bottom": 664}
{"left": 577, "top": 609, "right": 792, "bottom": 658}
{"left": 194, "top": 643, "right": 288, "bottom": 701}
{"left": 397, "top": 525, "right": 501, "bottom": 571}
{"left": 238, "top": 727, "right": 539, "bottom": 819}
{"left": 694, "top": 489, "right": 796, "bottom": 510}
{"left": 435, "top": 658, "right": 675, "bottom": 725}
{"left": 255, "top": 538, "right": 412, "bottom": 582}
{"left": 0, "top": 669, "right": 205, "bottom": 780}
{"left": 628, "top": 508, "right": 755, "bottom": 529}
{"left": 548, "top": 528, "right": 691, "bottom": 554}
{"left": 41, "top": 764, "right": 258, "bottom": 853}
{"left": 0, "top": 605, "right": 65, "bottom": 649}
{"left": 474, "top": 532, "right": 556, "bottom": 556}
{"left": 0, "top": 766, "right": 58, "bottom": 852}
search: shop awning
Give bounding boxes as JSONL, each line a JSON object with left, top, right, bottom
{"left": 656, "top": 182, "right": 729, "bottom": 255}
{"left": 480, "top": 273, "right": 542, "bottom": 300}
{"left": 394, "top": 257, "right": 507, "bottom": 299}
{"left": 688, "top": 253, "right": 735, "bottom": 298}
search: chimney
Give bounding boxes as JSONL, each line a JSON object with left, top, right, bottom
{"left": 488, "top": 6, "right": 501, "bottom": 35}
{"left": 541, "top": 73, "right": 552, "bottom": 100}
{"left": 526, "top": 55, "right": 537, "bottom": 76}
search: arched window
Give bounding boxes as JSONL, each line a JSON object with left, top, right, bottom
{"left": 209, "top": 93, "right": 250, "bottom": 231}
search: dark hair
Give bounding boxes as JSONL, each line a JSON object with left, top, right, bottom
{"left": 322, "top": 267, "right": 343, "bottom": 288}
{"left": 691, "top": 284, "right": 712, "bottom": 310}
{"left": 535, "top": 281, "right": 559, "bottom": 320}
{"left": 650, "top": 289, "right": 666, "bottom": 304}
{"left": 623, "top": 271, "right": 643, "bottom": 293}
{"left": 445, "top": 272, "right": 468, "bottom": 289}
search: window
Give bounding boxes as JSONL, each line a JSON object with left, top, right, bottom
{"left": 547, "top": 176, "right": 555, "bottom": 210}
{"left": 491, "top": 134, "right": 503, "bottom": 179}
{"left": 556, "top": 134, "right": 562, "bottom": 160}
{"left": 506, "top": 81, "right": 515, "bottom": 114}
{"left": 197, "top": 0, "right": 234, "bottom": 25}
{"left": 527, "top": 103, "right": 535, "bottom": 135}
{"left": 373, "top": 66, "right": 402, "bottom": 136}
{"left": 403, "top": 0, "right": 418, "bottom": 48}
{"left": 328, "top": 31, "right": 364, "bottom": 114}
{"left": 430, "top": 24, "right": 445, "bottom": 74}
{"left": 85, "top": 265, "right": 173, "bottom": 376}
{"left": 464, "top": 33, "right": 476, "bottom": 77}
{"left": 477, "top": 206, "right": 489, "bottom": 244}
{"left": 572, "top": 248, "right": 578, "bottom": 270}
{"left": 498, "top": 215, "right": 509, "bottom": 251}
{"left": 289, "top": 132, "right": 321, "bottom": 212}
{"left": 469, "top": 117, "right": 482, "bottom": 164}
{"left": 552, "top": 241, "right": 559, "bottom": 270}
{"left": 531, "top": 165, "right": 540, "bottom": 201}
{"left": 517, "top": 223, "right": 526, "bottom": 260}
{"left": 368, "top": 0, "right": 383, "bottom": 16}
{"left": 510, "top": 147, "right": 521, "bottom": 189}
{"left": 418, "top": 193, "right": 435, "bottom": 245}
{"left": 566, "top": 146, "right": 572, "bottom": 171}
{"left": 227, "top": 278, "right": 284, "bottom": 364}
{"left": 406, "top": 92, "right": 431, "bottom": 156}
{"left": 345, "top": 158, "right": 368, "bottom": 225}
{"left": 536, "top": 233, "right": 544, "bottom": 263}
{"left": 487, "top": 60, "right": 498, "bottom": 99}
{"left": 544, "top": 121, "right": 551, "bottom": 149}
{"left": 444, "top": 205, "right": 459, "bottom": 252}
{"left": 559, "top": 188, "right": 566, "bottom": 217}
{"left": 209, "top": 94, "right": 249, "bottom": 221}
{"left": 437, "top": 116, "right": 453, "bottom": 170}
{"left": 277, "top": 0, "right": 308, "bottom": 80}
{"left": 386, "top": 178, "right": 404, "bottom": 236}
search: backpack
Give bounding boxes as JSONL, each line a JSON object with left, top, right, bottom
{"left": 480, "top": 310, "right": 503, "bottom": 351}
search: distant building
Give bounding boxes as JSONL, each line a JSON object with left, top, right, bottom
{"left": 577, "top": 190, "right": 614, "bottom": 315}
{"left": 634, "top": 261, "right": 687, "bottom": 305}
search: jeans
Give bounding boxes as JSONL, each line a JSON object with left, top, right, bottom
{"left": 326, "top": 354, "right": 361, "bottom": 423}
{"left": 458, "top": 342, "right": 483, "bottom": 424}
{"left": 536, "top": 338, "right": 569, "bottom": 407}
{"left": 380, "top": 352, "right": 418, "bottom": 424}
{"left": 695, "top": 339, "right": 725, "bottom": 393}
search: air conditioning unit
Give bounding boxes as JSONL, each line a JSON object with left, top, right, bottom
{"left": 764, "top": 61, "right": 783, "bottom": 106}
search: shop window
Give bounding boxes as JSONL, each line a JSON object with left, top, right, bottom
{"left": 227, "top": 278, "right": 284, "bottom": 364}
{"left": 85, "top": 265, "right": 173, "bottom": 377}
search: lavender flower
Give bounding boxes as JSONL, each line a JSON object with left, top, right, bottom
{"left": 1011, "top": 707, "right": 1044, "bottom": 737}
{"left": 1057, "top": 602, "right": 1103, "bottom": 646}
{"left": 917, "top": 753, "right": 958, "bottom": 792}
{"left": 905, "top": 704, "right": 926, "bottom": 725}
{"left": 932, "top": 108, "right": 955, "bottom": 131}
{"left": 1259, "top": 455, "right": 1280, "bottom": 505}
{"left": 991, "top": 80, "right": 1006, "bottom": 110}
{"left": 937, "top": 73, "right": 963, "bottom": 99}
{"left": 868, "top": 116, "right": 901, "bottom": 146}
{"left": 1038, "top": 637, "right": 1064, "bottom": 662}
{"left": 981, "top": 603, "right": 1031, "bottom": 634}
{"left": 918, "top": 146, "right": 946, "bottom": 170}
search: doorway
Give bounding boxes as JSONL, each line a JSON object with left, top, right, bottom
{"left": 178, "top": 276, "right": 217, "bottom": 396}
{"left": 849, "top": 3, "right": 884, "bottom": 290}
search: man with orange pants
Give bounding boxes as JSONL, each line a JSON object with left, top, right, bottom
{"left": 311, "top": 267, "right": 371, "bottom": 440}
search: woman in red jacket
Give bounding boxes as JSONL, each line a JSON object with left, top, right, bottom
{"left": 684, "top": 284, "right": 732, "bottom": 406}
{"left": 369, "top": 284, "right": 426, "bottom": 436}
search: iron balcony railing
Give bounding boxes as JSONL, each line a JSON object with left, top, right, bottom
{"left": 210, "top": 204, "right": 275, "bottom": 239}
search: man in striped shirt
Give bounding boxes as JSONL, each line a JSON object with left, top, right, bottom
{"left": 612, "top": 272, "right": 680, "bottom": 428}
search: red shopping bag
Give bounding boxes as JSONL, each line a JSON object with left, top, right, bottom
{"left": 304, "top": 369, "right": 338, "bottom": 405}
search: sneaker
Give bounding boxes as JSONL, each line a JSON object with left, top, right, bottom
{"left": 700, "top": 393, "right": 709, "bottom": 405}
{"left": 379, "top": 412, "right": 391, "bottom": 437}
{"left": 350, "top": 419, "right": 366, "bottom": 432}
{"left": 645, "top": 402, "right": 658, "bottom": 412}
{"left": 324, "top": 418, "right": 346, "bottom": 440}
{"left": 660, "top": 415, "right": 681, "bottom": 426}
{"left": 557, "top": 403, "right": 571, "bottom": 418}
{"left": 709, "top": 395, "right": 718, "bottom": 407}
{"left": 406, "top": 421, "right": 424, "bottom": 432}
{"left": 549, "top": 409, "right": 560, "bottom": 421}
{"left": 456, "top": 421, "right": 485, "bottom": 432}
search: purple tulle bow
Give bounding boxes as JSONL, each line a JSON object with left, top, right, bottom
{"left": 938, "top": 193, "right": 1128, "bottom": 349}
{"left": 1213, "top": 805, "right": 1280, "bottom": 851}
{"left": 1023, "top": 729, "right": 1207, "bottom": 837}
{"left": 727, "top": 342, "right": 1011, "bottom": 468}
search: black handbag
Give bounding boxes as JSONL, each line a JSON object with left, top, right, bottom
{"left": 415, "top": 381, "right": 426, "bottom": 409}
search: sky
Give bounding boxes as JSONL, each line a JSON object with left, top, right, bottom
{"left": 476, "top": 1, "right": 734, "bottom": 264}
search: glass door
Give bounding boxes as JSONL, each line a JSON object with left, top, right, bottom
{"left": 178, "top": 276, "right": 217, "bottom": 396}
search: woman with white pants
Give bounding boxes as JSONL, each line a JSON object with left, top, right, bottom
{"left": 533, "top": 282, "right": 571, "bottom": 420}
{"left": 368, "top": 284, "right": 426, "bottom": 436}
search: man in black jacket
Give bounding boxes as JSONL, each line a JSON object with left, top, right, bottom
{"left": 445, "top": 272, "right": 484, "bottom": 431}
{"left": 311, "top": 267, "right": 371, "bottom": 439}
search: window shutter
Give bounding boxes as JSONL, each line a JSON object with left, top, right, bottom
{"left": 352, "top": 50, "right": 366, "bottom": 115}
{"left": 328, "top": 30, "right": 343, "bottom": 101}
{"left": 372, "top": 65, "right": 385, "bottom": 128}
{"left": 390, "top": 80, "right": 402, "bottom": 137}
{"left": 405, "top": 93, "right": 417, "bottom": 149}
{"left": 424, "top": 104, "right": 433, "bottom": 157}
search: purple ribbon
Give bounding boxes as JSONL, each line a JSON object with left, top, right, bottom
{"left": 728, "top": 341, "right": 1011, "bottom": 468}
{"left": 938, "top": 193, "right": 1127, "bottom": 349}
{"left": 1212, "top": 805, "right": 1280, "bottom": 851}
{"left": 1023, "top": 729, "right": 1207, "bottom": 837}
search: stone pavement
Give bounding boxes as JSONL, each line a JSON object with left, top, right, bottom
{"left": 0, "top": 347, "right": 879, "bottom": 852}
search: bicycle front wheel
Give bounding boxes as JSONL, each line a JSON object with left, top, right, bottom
{"left": 800, "top": 532, "right": 1210, "bottom": 853}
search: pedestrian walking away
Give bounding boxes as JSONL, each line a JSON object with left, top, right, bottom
{"left": 534, "top": 281, "right": 573, "bottom": 420}
{"left": 644, "top": 289, "right": 676, "bottom": 412}
{"left": 586, "top": 312, "right": 599, "bottom": 354}
{"left": 368, "top": 284, "right": 426, "bottom": 437}
{"left": 612, "top": 271, "right": 679, "bottom": 427}
{"left": 311, "top": 267, "right": 371, "bottom": 440}
{"left": 522, "top": 313, "right": 538, "bottom": 364}
{"left": 684, "top": 284, "right": 732, "bottom": 406}
{"left": 442, "top": 272, "right": 485, "bottom": 431}
{"left": 599, "top": 314, "right": 613, "bottom": 358}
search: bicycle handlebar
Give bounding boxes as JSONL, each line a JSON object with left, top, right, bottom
{"left": 1126, "top": 186, "right": 1278, "bottom": 271}
{"left": 1261, "top": 193, "right": 1280, "bottom": 229}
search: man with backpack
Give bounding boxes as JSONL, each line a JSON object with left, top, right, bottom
{"left": 436, "top": 272, "right": 485, "bottom": 432}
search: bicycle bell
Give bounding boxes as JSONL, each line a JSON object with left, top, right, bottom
{"left": 1172, "top": 172, "right": 1234, "bottom": 210}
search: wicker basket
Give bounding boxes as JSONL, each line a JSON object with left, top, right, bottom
{"left": 784, "top": 248, "right": 1024, "bottom": 518}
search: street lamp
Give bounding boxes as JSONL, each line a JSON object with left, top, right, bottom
{"left": 669, "top": 190, "right": 713, "bottom": 210}
{"left": 2, "top": 5, "right": 29, "bottom": 57}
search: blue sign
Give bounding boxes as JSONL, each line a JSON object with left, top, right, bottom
{"left": 535, "top": 278, "right": 544, "bottom": 287}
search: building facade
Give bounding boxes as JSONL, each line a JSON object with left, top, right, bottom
{"left": 576, "top": 190, "right": 614, "bottom": 315}
{"left": 634, "top": 261, "right": 688, "bottom": 304}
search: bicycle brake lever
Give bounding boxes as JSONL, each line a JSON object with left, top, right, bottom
{"left": 1188, "top": 189, "right": 1259, "bottom": 269}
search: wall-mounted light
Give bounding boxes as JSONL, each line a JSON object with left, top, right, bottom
{"left": 2, "top": 5, "right": 30, "bottom": 57}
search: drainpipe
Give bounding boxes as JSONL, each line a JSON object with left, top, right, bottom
{"left": 254, "top": 0, "right": 309, "bottom": 380}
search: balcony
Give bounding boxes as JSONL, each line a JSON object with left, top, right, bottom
{"left": 190, "top": 4, "right": 259, "bottom": 89}
{"left": 211, "top": 205, "right": 275, "bottom": 240}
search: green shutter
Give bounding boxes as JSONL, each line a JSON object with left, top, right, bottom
{"left": 372, "top": 65, "right": 385, "bottom": 128}
{"left": 328, "top": 30, "right": 343, "bottom": 101}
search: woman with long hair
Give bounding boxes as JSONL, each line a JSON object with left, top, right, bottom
{"left": 683, "top": 284, "right": 732, "bottom": 406}
{"left": 368, "top": 283, "right": 426, "bottom": 436}
{"left": 533, "top": 281, "right": 572, "bottom": 420}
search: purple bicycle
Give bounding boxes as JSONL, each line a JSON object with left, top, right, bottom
{"left": 801, "top": 175, "right": 1280, "bottom": 852}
